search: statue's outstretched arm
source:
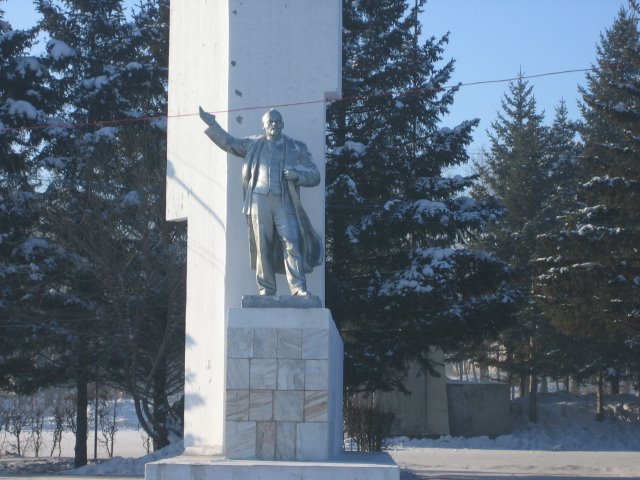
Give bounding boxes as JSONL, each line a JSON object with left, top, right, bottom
{"left": 199, "top": 106, "right": 250, "bottom": 158}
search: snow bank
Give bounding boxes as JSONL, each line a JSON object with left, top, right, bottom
{"left": 69, "top": 440, "right": 184, "bottom": 477}
{"left": 387, "top": 393, "right": 640, "bottom": 452}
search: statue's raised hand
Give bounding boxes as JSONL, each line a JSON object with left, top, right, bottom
{"left": 199, "top": 106, "right": 216, "bottom": 126}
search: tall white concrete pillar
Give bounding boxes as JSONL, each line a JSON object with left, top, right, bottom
{"left": 165, "top": 0, "right": 341, "bottom": 454}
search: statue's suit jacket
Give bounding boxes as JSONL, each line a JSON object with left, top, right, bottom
{"left": 204, "top": 124, "right": 324, "bottom": 274}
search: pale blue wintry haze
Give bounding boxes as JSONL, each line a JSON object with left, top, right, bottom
{"left": 1, "top": 0, "right": 629, "bottom": 156}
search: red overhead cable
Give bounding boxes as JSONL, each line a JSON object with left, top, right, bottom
{"left": 0, "top": 63, "right": 632, "bottom": 134}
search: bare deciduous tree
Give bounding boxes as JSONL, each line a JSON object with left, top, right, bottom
{"left": 28, "top": 395, "right": 45, "bottom": 457}
{"left": 97, "top": 390, "right": 120, "bottom": 458}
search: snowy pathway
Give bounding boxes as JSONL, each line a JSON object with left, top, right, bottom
{"left": 392, "top": 449, "right": 640, "bottom": 479}
{"left": 1, "top": 449, "right": 640, "bottom": 479}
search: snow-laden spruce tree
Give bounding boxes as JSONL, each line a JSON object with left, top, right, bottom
{"left": 473, "top": 77, "right": 583, "bottom": 421}
{"left": 326, "top": 0, "right": 515, "bottom": 393}
{"left": 533, "top": 100, "right": 585, "bottom": 389}
{"left": 32, "top": 0, "right": 184, "bottom": 461}
{"left": 0, "top": 5, "right": 66, "bottom": 392}
{"left": 473, "top": 76, "right": 549, "bottom": 421}
{"left": 537, "top": 5, "right": 640, "bottom": 418}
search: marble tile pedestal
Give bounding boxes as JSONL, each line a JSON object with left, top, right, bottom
{"left": 224, "top": 307, "right": 343, "bottom": 461}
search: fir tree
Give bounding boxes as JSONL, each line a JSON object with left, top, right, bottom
{"left": 0, "top": 2, "right": 65, "bottom": 393}
{"left": 540, "top": 100, "right": 583, "bottom": 230}
{"left": 537, "top": 6, "right": 640, "bottom": 418}
{"left": 19, "top": 0, "right": 184, "bottom": 460}
{"left": 326, "top": 0, "right": 514, "bottom": 392}
{"left": 473, "top": 77, "right": 578, "bottom": 421}
{"left": 34, "top": 0, "right": 141, "bottom": 464}
{"left": 533, "top": 100, "right": 585, "bottom": 387}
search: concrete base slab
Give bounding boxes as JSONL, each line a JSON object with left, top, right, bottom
{"left": 145, "top": 452, "right": 400, "bottom": 480}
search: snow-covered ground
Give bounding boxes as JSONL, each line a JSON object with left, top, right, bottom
{"left": 1, "top": 393, "right": 639, "bottom": 478}
{"left": 389, "top": 393, "right": 640, "bottom": 479}
{"left": 388, "top": 393, "right": 640, "bottom": 451}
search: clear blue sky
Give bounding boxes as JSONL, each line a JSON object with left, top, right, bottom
{"left": 422, "top": 0, "right": 628, "bottom": 158}
{"left": 1, "top": 0, "right": 629, "bottom": 157}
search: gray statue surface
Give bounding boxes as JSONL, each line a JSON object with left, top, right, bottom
{"left": 199, "top": 107, "right": 323, "bottom": 296}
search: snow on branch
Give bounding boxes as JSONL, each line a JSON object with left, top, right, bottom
{"left": 120, "top": 190, "right": 141, "bottom": 208}
{"left": 13, "top": 237, "right": 50, "bottom": 259}
{"left": 584, "top": 175, "right": 637, "bottom": 189}
{"left": 7, "top": 99, "right": 39, "bottom": 120}
{"left": 377, "top": 247, "right": 502, "bottom": 297}
{"left": 333, "top": 140, "right": 366, "bottom": 156}
{"left": 47, "top": 39, "right": 77, "bottom": 60}
{"left": 327, "top": 174, "right": 362, "bottom": 203}
{"left": 15, "top": 57, "right": 44, "bottom": 78}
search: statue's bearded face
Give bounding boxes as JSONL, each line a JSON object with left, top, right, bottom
{"left": 262, "top": 111, "right": 284, "bottom": 139}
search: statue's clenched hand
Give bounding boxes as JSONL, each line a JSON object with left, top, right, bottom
{"left": 284, "top": 168, "right": 300, "bottom": 184}
{"left": 199, "top": 106, "right": 216, "bottom": 126}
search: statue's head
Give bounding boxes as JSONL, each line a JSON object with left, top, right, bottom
{"left": 262, "top": 109, "right": 284, "bottom": 140}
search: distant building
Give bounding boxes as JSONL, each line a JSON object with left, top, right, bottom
{"left": 374, "top": 351, "right": 511, "bottom": 438}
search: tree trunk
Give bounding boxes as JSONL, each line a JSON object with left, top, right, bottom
{"left": 152, "top": 359, "right": 170, "bottom": 451}
{"left": 571, "top": 376, "right": 581, "bottom": 395}
{"left": 479, "top": 364, "right": 488, "bottom": 381}
{"left": 74, "top": 359, "right": 88, "bottom": 468}
{"left": 610, "top": 376, "right": 620, "bottom": 395}
{"left": 519, "top": 375, "right": 527, "bottom": 398}
{"left": 595, "top": 372, "right": 605, "bottom": 421}
{"left": 540, "top": 376, "right": 548, "bottom": 393}
{"left": 564, "top": 376, "right": 570, "bottom": 393}
{"left": 528, "top": 374, "right": 538, "bottom": 423}
{"left": 508, "top": 374, "right": 514, "bottom": 400}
